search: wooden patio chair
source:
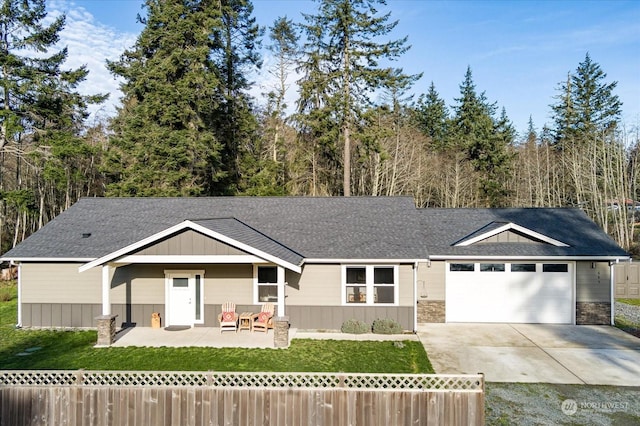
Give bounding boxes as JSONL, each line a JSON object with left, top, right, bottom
{"left": 217, "top": 302, "right": 238, "bottom": 333}
{"left": 252, "top": 303, "right": 274, "bottom": 333}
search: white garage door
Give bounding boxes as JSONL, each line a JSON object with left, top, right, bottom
{"left": 446, "top": 262, "right": 573, "bottom": 323}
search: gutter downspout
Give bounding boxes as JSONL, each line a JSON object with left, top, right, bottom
{"left": 16, "top": 262, "right": 22, "bottom": 328}
{"left": 611, "top": 259, "right": 619, "bottom": 326}
{"left": 413, "top": 262, "right": 418, "bottom": 333}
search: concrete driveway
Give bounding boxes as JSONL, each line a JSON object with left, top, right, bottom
{"left": 417, "top": 324, "right": 640, "bottom": 386}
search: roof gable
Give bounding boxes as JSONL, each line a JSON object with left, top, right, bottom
{"left": 453, "top": 222, "right": 569, "bottom": 247}
{"left": 79, "top": 219, "right": 303, "bottom": 273}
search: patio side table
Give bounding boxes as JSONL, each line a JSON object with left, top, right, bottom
{"left": 238, "top": 312, "right": 253, "bottom": 332}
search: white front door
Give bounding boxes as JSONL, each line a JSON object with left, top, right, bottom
{"left": 168, "top": 277, "right": 193, "bottom": 326}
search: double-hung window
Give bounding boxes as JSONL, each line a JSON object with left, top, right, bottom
{"left": 343, "top": 265, "right": 398, "bottom": 305}
{"left": 255, "top": 266, "right": 278, "bottom": 303}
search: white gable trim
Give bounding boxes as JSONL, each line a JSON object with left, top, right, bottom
{"left": 79, "top": 220, "right": 301, "bottom": 273}
{"left": 454, "top": 222, "right": 569, "bottom": 247}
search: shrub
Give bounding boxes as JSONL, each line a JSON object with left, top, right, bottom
{"left": 372, "top": 318, "right": 403, "bottom": 335}
{"left": 0, "top": 290, "right": 12, "bottom": 302}
{"left": 341, "top": 319, "right": 370, "bottom": 334}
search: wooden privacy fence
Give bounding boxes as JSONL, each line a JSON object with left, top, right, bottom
{"left": 0, "top": 370, "right": 484, "bottom": 426}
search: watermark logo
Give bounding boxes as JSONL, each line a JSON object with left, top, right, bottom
{"left": 561, "top": 398, "right": 629, "bottom": 416}
{"left": 561, "top": 399, "right": 578, "bottom": 415}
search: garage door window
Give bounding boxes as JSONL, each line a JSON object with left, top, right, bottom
{"left": 480, "top": 263, "right": 505, "bottom": 272}
{"left": 344, "top": 265, "right": 398, "bottom": 305}
{"left": 450, "top": 263, "right": 475, "bottom": 272}
{"left": 543, "top": 263, "right": 568, "bottom": 272}
{"left": 512, "top": 263, "right": 536, "bottom": 272}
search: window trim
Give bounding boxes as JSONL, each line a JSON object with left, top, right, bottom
{"left": 341, "top": 265, "right": 399, "bottom": 306}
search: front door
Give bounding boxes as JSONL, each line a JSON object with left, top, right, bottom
{"left": 169, "top": 277, "right": 193, "bottom": 326}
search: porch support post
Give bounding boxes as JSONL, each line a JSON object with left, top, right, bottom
{"left": 277, "top": 266, "right": 285, "bottom": 317}
{"left": 102, "top": 264, "right": 111, "bottom": 316}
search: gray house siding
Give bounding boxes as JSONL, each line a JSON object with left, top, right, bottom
{"left": 416, "top": 261, "right": 446, "bottom": 323}
{"left": 21, "top": 263, "right": 102, "bottom": 303}
{"left": 575, "top": 261, "right": 611, "bottom": 325}
{"left": 18, "top": 261, "right": 415, "bottom": 330}
{"left": 133, "top": 230, "right": 247, "bottom": 256}
{"left": 477, "top": 230, "right": 539, "bottom": 244}
{"left": 575, "top": 261, "right": 611, "bottom": 302}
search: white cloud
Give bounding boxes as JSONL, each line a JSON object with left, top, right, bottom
{"left": 47, "top": 0, "right": 138, "bottom": 124}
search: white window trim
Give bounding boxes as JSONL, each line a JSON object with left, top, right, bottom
{"left": 253, "top": 264, "right": 280, "bottom": 305}
{"left": 341, "top": 265, "right": 399, "bottom": 306}
{"left": 164, "top": 269, "right": 205, "bottom": 325}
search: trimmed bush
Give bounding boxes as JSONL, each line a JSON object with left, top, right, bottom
{"left": 372, "top": 318, "right": 403, "bottom": 335}
{"left": 0, "top": 290, "right": 12, "bottom": 302}
{"left": 341, "top": 319, "right": 370, "bottom": 334}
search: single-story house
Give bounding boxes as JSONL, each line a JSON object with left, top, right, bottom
{"left": 1, "top": 197, "right": 629, "bottom": 333}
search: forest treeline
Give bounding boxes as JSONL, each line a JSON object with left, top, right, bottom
{"left": 0, "top": 0, "right": 638, "bottom": 253}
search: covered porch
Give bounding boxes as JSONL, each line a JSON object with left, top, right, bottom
{"left": 111, "top": 325, "right": 300, "bottom": 348}
{"left": 80, "top": 219, "right": 303, "bottom": 346}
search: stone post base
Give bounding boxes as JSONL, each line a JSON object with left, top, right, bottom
{"left": 95, "top": 314, "right": 118, "bottom": 347}
{"left": 273, "top": 316, "right": 289, "bottom": 348}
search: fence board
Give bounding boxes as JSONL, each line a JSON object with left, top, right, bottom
{"left": 0, "top": 371, "right": 484, "bottom": 426}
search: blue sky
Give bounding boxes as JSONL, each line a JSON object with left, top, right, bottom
{"left": 49, "top": 0, "right": 639, "bottom": 137}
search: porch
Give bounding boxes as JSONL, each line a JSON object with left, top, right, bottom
{"left": 111, "top": 325, "right": 299, "bottom": 348}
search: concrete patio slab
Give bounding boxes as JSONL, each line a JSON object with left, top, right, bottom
{"left": 111, "top": 326, "right": 297, "bottom": 348}
{"left": 417, "top": 323, "right": 640, "bottom": 385}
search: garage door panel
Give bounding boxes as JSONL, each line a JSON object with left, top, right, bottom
{"left": 446, "top": 262, "right": 573, "bottom": 324}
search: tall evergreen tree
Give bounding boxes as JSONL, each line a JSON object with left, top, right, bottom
{"left": 210, "top": 0, "right": 263, "bottom": 194}
{"left": 451, "top": 67, "right": 513, "bottom": 207}
{"left": 414, "top": 82, "right": 449, "bottom": 150}
{"left": 551, "top": 53, "right": 622, "bottom": 145}
{"left": 105, "top": 0, "right": 225, "bottom": 196}
{"left": 0, "top": 0, "right": 104, "bottom": 249}
{"left": 297, "top": 0, "right": 416, "bottom": 196}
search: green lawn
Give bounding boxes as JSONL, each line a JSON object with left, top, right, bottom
{"left": 0, "top": 282, "right": 433, "bottom": 373}
{"left": 617, "top": 298, "right": 640, "bottom": 306}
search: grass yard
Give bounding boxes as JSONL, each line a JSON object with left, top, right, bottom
{"left": 618, "top": 298, "right": 640, "bottom": 306}
{"left": 0, "top": 282, "right": 433, "bottom": 373}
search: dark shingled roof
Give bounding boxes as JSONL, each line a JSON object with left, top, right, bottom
{"left": 191, "top": 218, "right": 304, "bottom": 266}
{"left": 420, "top": 208, "right": 628, "bottom": 257}
{"left": 2, "top": 196, "right": 427, "bottom": 262}
{"left": 1, "top": 198, "right": 628, "bottom": 263}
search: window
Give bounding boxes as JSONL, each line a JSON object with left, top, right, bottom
{"left": 195, "top": 274, "right": 201, "bottom": 321}
{"left": 450, "top": 263, "right": 475, "bottom": 272}
{"left": 511, "top": 263, "right": 536, "bottom": 272}
{"left": 257, "top": 266, "right": 278, "bottom": 302}
{"left": 480, "top": 263, "right": 505, "bottom": 272}
{"left": 343, "top": 265, "right": 397, "bottom": 305}
{"left": 346, "top": 267, "right": 366, "bottom": 303}
{"left": 543, "top": 263, "right": 568, "bottom": 272}
{"left": 374, "top": 267, "right": 394, "bottom": 304}
{"left": 172, "top": 277, "right": 188, "bottom": 287}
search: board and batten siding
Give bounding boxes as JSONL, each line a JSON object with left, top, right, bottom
{"left": 133, "top": 229, "right": 247, "bottom": 256}
{"left": 575, "top": 261, "right": 611, "bottom": 302}
{"left": 476, "top": 230, "right": 539, "bottom": 244}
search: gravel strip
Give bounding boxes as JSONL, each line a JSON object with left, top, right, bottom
{"left": 486, "top": 383, "right": 640, "bottom": 426}
{"left": 615, "top": 301, "right": 640, "bottom": 325}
